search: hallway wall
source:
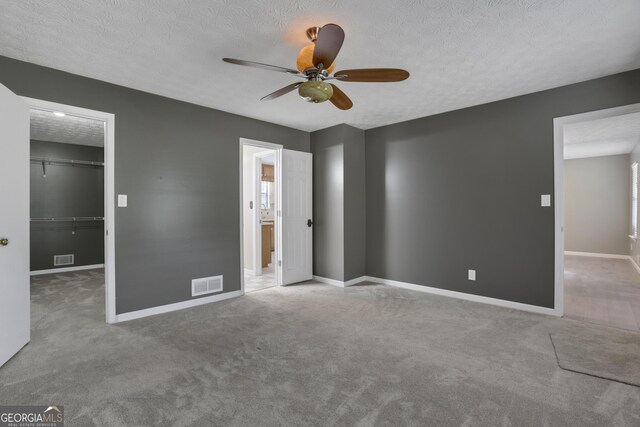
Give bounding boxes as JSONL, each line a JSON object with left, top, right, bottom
{"left": 564, "top": 154, "right": 630, "bottom": 255}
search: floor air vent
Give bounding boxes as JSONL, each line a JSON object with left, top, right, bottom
{"left": 191, "top": 275, "right": 223, "bottom": 297}
{"left": 54, "top": 254, "right": 74, "bottom": 266}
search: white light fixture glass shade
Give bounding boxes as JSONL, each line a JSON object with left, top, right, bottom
{"left": 298, "top": 81, "right": 333, "bottom": 103}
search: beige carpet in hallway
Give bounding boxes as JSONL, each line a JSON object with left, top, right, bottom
{"left": 564, "top": 255, "right": 640, "bottom": 331}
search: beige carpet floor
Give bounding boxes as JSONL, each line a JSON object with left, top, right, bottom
{"left": 0, "top": 269, "right": 639, "bottom": 426}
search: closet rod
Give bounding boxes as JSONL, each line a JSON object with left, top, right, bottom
{"left": 30, "top": 217, "right": 104, "bottom": 222}
{"left": 30, "top": 157, "right": 104, "bottom": 167}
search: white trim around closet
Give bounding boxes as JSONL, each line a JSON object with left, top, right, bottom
{"left": 22, "top": 97, "right": 117, "bottom": 324}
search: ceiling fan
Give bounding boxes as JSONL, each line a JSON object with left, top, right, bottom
{"left": 222, "top": 23, "right": 409, "bottom": 110}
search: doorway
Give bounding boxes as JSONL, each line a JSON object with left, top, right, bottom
{"left": 242, "top": 143, "right": 279, "bottom": 292}
{"left": 554, "top": 103, "right": 640, "bottom": 330}
{"left": 239, "top": 138, "right": 314, "bottom": 294}
{"left": 23, "top": 97, "right": 116, "bottom": 324}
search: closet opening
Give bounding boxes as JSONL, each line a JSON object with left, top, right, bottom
{"left": 25, "top": 97, "right": 116, "bottom": 323}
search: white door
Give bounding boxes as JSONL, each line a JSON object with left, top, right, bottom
{"left": 0, "top": 84, "right": 30, "bottom": 367}
{"left": 280, "top": 149, "right": 313, "bottom": 285}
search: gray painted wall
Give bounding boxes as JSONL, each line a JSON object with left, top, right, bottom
{"left": 30, "top": 140, "right": 104, "bottom": 270}
{"left": 0, "top": 55, "right": 309, "bottom": 314}
{"left": 342, "top": 125, "right": 366, "bottom": 281}
{"left": 5, "top": 54, "right": 640, "bottom": 313}
{"left": 311, "top": 124, "right": 366, "bottom": 282}
{"left": 365, "top": 69, "right": 640, "bottom": 309}
{"left": 311, "top": 125, "right": 345, "bottom": 281}
{"left": 564, "top": 154, "right": 630, "bottom": 255}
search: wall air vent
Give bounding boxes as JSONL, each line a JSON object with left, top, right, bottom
{"left": 54, "top": 254, "right": 74, "bottom": 266}
{"left": 191, "top": 275, "right": 223, "bottom": 297}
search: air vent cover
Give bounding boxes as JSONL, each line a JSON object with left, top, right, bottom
{"left": 191, "top": 275, "right": 223, "bottom": 297}
{"left": 54, "top": 254, "right": 74, "bottom": 266}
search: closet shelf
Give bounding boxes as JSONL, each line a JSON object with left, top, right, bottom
{"left": 31, "top": 217, "right": 104, "bottom": 222}
{"left": 30, "top": 157, "right": 104, "bottom": 167}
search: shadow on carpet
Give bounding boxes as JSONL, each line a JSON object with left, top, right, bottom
{"left": 550, "top": 327, "right": 640, "bottom": 387}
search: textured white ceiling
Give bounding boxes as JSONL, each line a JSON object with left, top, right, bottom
{"left": 564, "top": 112, "right": 640, "bottom": 159}
{"left": 2, "top": 0, "right": 640, "bottom": 132}
{"left": 30, "top": 109, "right": 105, "bottom": 147}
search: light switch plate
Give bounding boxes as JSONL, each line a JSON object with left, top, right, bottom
{"left": 541, "top": 194, "right": 551, "bottom": 207}
{"left": 118, "top": 194, "right": 128, "bottom": 207}
{"left": 468, "top": 269, "right": 476, "bottom": 281}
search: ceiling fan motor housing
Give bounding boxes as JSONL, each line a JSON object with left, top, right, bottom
{"left": 298, "top": 80, "right": 333, "bottom": 103}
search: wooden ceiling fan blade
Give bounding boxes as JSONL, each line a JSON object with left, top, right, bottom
{"left": 222, "top": 58, "right": 301, "bottom": 75}
{"left": 312, "top": 24, "right": 345, "bottom": 69}
{"left": 260, "top": 82, "right": 302, "bottom": 101}
{"left": 334, "top": 68, "right": 410, "bottom": 82}
{"left": 329, "top": 84, "right": 353, "bottom": 110}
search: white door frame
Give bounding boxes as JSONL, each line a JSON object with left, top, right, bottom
{"left": 21, "top": 97, "right": 117, "bottom": 324}
{"left": 239, "top": 138, "right": 283, "bottom": 294}
{"left": 553, "top": 102, "right": 640, "bottom": 317}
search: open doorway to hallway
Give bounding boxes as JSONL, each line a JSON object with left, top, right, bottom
{"left": 242, "top": 143, "right": 278, "bottom": 293}
{"left": 558, "top": 104, "right": 640, "bottom": 331}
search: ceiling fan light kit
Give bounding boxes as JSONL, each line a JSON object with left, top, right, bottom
{"left": 298, "top": 80, "right": 334, "bottom": 103}
{"left": 223, "top": 23, "right": 409, "bottom": 110}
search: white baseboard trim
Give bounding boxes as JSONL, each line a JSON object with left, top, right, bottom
{"left": 313, "top": 275, "right": 346, "bottom": 287}
{"left": 30, "top": 264, "right": 105, "bottom": 276}
{"left": 364, "top": 276, "right": 558, "bottom": 316}
{"left": 563, "top": 251, "right": 640, "bottom": 277}
{"left": 244, "top": 268, "right": 256, "bottom": 276}
{"left": 564, "top": 251, "right": 629, "bottom": 260}
{"left": 313, "top": 275, "right": 367, "bottom": 288}
{"left": 114, "top": 290, "right": 242, "bottom": 323}
{"left": 345, "top": 276, "right": 368, "bottom": 287}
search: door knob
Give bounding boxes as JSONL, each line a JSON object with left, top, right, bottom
{"left": 307, "top": 219, "right": 313, "bottom": 227}
{"left": 0, "top": 238, "right": 8, "bottom": 246}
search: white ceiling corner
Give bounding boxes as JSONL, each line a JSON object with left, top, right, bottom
{"left": 564, "top": 111, "right": 640, "bottom": 160}
{"left": 2, "top": 0, "right": 640, "bottom": 132}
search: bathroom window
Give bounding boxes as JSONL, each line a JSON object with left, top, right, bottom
{"left": 261, "top": 181, "right": 274, "bottom": 209}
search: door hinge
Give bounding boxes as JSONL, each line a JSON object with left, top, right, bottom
{"left": 278, "top": 260, "right": 282, "bottom": 267}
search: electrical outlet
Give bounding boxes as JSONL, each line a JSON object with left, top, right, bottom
{"left": 468, "top": 269, "right": 476, "bottom": 281}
